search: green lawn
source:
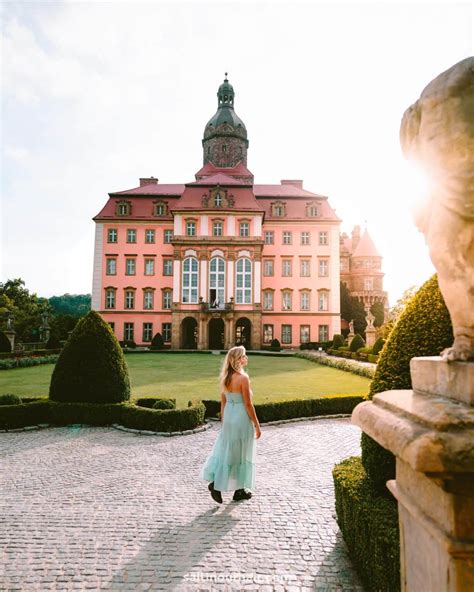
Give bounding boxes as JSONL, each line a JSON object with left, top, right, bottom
{"left": 1, "top": 353, "right": 370, "bottom": 408}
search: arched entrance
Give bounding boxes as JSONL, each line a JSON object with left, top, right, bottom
{"left": 208, "top": 318, "right": 225, "bottom": 350}
{"left": 235, "top": 317, "right": 251, "bottom": 349}
{"left": 181, "top": 317, "right": 198, "bottom": 349}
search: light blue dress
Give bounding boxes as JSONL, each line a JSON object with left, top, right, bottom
{"left": 201, "top": 391, "right": 256, "bottom": 492}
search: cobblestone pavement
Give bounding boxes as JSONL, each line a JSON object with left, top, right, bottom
{"left": 1, "top": 419, "right": 364, "bottom": 591}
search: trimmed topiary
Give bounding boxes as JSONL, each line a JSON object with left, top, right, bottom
{"left": 349, "top": 334, "right": 365, "bottom": 352}
{"left": 372, "top": 337, "right": 385, "bottom": 356}
{"left": 0, "top": 332, "right": 12, "bottom": 353}
{"left": 152, "top": 399, "right": 175, "bottom": 410}
{"left": 49, "top": 310, "right": 131, "bottom": 403}
{"left": 0, "top": 393, "right": 22, "bottom": 406}
{"left": 150, "top": 332, "right": 165, "bottom": 350}
{"left": 270, "top": 338, "right": 281, "bottom": 351}
{"left": 332, "top": 334, "right": 345, "bottom": 350}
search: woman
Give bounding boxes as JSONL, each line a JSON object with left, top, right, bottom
{"left": 201, "top": 345, "right": 261, "bottom": 503}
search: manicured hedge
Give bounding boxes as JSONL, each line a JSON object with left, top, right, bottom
{"left": 0, "top": 355, "right": 59, "bottom": 370}
{"left": 0, "top": 399, "right": 205, "bottom": 432}
{"left": 121, "top": 400, "right": 205, "bottom": 432}
{"left": 332, "top": 334, "right": 345, "bottom": 350}
{"left": 50, "top": 310, "right": 131, "bottom": 404}
{"left": 135, "top": 397, "right": 177, "bottom": 409}
{"left": 202, "top": 395, "right": 366, "bottom": 421}
{"left": 0, "top": 394, "right": 22, "bottom": 406}
{"left": 333, "top": 457, "right": 400, "bottom": 592}
{"left": 296, "top": 352, "right": 376, "bottom": 378}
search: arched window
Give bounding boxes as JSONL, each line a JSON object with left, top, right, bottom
{"left": 182, "top": 257, "right": 199, "bottom": 303}
{"left": 209, "top": 257, "right": 225, "bottom": 308}
{"left": 235, "top": 258, "right": 252, "bottom": 304}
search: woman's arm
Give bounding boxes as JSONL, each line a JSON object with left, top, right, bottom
{"left": 220, "top": 391, "right": 226, "bottom": 422}
{"left": 240, "top": 376, "right": 261, "bottom": 438}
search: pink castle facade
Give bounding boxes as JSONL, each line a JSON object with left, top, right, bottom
{"left": 92, "top": 76, "right": 342, "bottom": 349}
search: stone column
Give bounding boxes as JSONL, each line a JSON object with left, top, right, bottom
{"left": 4, "top": 331, "right": 15, "bottom": 353}
{"left": 352, "top": 358, "right": 474, "bottom": 591}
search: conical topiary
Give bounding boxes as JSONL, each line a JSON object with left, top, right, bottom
{"left": 49, "top": 310, "right": 131, "bottom": 403}
{"left": 332, "top": 334, "right": 345, "bottom": 350}
{"left": 349, "top": 333, "right": 365, "bottom": 352}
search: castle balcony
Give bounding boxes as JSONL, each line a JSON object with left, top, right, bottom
{"left": 199, "top": 297, "right": 234, "bottom": 313}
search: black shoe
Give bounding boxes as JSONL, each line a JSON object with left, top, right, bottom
{"left": 233, "top": 488, "right": 252, "bottom": 501}
{"left": 208, "top": 482, "right": 222, "bottom": 504}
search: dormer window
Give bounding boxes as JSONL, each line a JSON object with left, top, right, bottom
{"left": 153, "top": 200, "right": 168, "bottom": 217}
{"left": 306, "top": 202, "right": 321, "bottom": 217}
{"left": 116, "top": 201, "right": 131, "bottom": 216}
{"left": 271, "top": 201, "right": 286, "bottom": 217}
{"left": 215, "top": 192, "right": 222, "bottom": 207}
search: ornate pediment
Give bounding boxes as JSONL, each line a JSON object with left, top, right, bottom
{"left": 202, "top": 186, "right": 234, "bottom": 208}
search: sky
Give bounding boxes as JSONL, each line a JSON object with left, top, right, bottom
{"left": 1, "top": 1, "right": 472, "bottom": 305}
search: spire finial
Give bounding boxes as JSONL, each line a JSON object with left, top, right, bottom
{"left": 224, "top": 72, "right": 228, "bottom": 81}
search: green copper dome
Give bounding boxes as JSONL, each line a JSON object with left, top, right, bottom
{"left": 204, "top": 74, "right": 247, "bottom": 138}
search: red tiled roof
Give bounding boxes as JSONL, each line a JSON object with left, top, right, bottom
{"left": 172, "top": 186, "right": 264, "bottom": 212}
{"left": 195, "top": 161, "right": 253, "bottom": 179}
{"left": 253, "top": 184, "right": 327, "bottom": 199}
{"left": 352, "top": 230, "right": 381, "bottom": 257}
{"left": 111, "top": 184, "right": 185, "bottom": 196}
{"left": 257, "top": 197, "right": 340, "bottom": 221}
{"left": 187, "top": 173, "right": 249, "bottom": 187}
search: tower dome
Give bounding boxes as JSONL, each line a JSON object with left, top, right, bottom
{"left": 202, "top": 74, "right": 249, "bottom": 168}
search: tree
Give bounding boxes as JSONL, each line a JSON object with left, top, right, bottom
{"left": 351, "top": 298, "right": 367, "bottom": 336}
{"left": 340, "top": 282, "right": 352, "bottom": 323}
{"left": 370, "top": 301, "right": 385, "bottom": 328}
{"left": 48, "top": 294, "right": 91, "bottom": 317}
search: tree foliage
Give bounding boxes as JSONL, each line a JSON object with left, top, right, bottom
{"left": 48, "top": 294, "right": 91, "bottom": 317}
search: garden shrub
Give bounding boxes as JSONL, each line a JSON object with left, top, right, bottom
{"left": 121, "top": 400, "right": 205, "bottom": 432}
{"left": 48, "top": 402, "right": 124, "bottom": 426}
{"left": 120, "top": 340, "right": 137, "bottom": 349}
{"left": 46, "top": 335, "right": 62, "bottom": 350}
{"left": 0, "top": 355, "right": 59, "bottom": 370}
{"left": 135, "top": 397, "right": 176, "bottom": 409}
{"left": 333, "top": 457, "right": 400, "bottom": 592}
{"left": 152, "top": 399, "right": 176, "bottom": 410}
{"left": 150, "top": 332, "right": 165, "bottom": 350}
{"left": 49, "top": 310, "right": 131, "bottom": 404}
{"left": 332, "top": 334, "right": 345, "bottom": 350}
{"left": 270, "top": 339, "right": 281, "bottom": 351}
{"left": 0, "top": 400, "right": 50, "bottom": 429}
{"left": 350, "top": 334, "right": 365, "bottom": 352}
{"left": 372, "top": 337, "right": 385, "bottom": 356}
{"left": 0, "top": 393, "right": 22, "bottom": 406}
{"left": 0, "top": 332, "right": 12, "bottom": 353}
{"left": 367, "top": 354, "right": 379, "bottom": 364}
{"left": 357, "top": 347, "right": 372, "bottom": 354}
{"left": 338, "top": 346, "right": 350, "bottom": 351}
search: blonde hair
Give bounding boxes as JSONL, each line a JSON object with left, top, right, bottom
{"left": 220, "top": 346, "right": 247, "bottom": 391}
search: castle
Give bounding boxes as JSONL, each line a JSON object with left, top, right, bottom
{"left": 92, "top": 76, "right": 384, "bottom": 348}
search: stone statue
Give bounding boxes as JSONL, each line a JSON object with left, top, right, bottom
{"left": 6, "top": 313, "right": 14, "bottom": 331}
{"left": 400, "top": 56, "right": 474, "bottom": 361}
{"left": 365, "top": 309, "right": 375, "bottom": 330}
{"left": 349, "top": 319, "right": 355, "bottom": 334}
{"left": 40, "top": 311, "right": 49, "bottom": 328}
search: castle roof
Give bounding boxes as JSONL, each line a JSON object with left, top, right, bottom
{"left": 352, "top": 229, "right": 381, "bottom": 257}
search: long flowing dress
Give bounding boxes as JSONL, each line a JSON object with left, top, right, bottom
{"left": 201, "top": 391, "right": 256, "bottom": 491}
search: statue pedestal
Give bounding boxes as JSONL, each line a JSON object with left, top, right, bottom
{"left": 352, "top": 357, "right": 474, "bottom": 591}
{"left": 365, "top": 328, "right": 376, "bottom": 348}
{"left": 4, "top": 330, "right": 15, "bottom": 353}
{"left": 347, "top": 332, "right": 355, "bottom": 347}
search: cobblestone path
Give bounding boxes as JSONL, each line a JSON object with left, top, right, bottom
{"left": 1, "top": 419, "right": 364, "bottom": 591}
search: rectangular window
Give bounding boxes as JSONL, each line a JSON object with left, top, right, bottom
{"left": 240, "top": 222, "right": 249, "bottom": 237}
{"left": 282, "top": 291, "right": 292, "bottom": 311}
{"left": 125, "top": 258, "right": 136, "bottom": 275}
{"left": 107, "top": 228, "right": 118, "bottom": 243}
{"left": 300, "top": 325, "right": 310, "bottom": 344}
{"left": 124, "top": 290, "right": 135, "bottom": 309}
{"left": 301, "top": 231, "right": 310, "bottom": 245}
{"left": 162, "top": 290, "right": 172, "bottom": 309}
{"left": 213, "top": 221, "right": 223, "bottom": 236}
{"left": 145, "top": 229, "right": 155, "bottom": 244}
{"left": 319, "top": 231, "right": 328, "bottom": 246}
{"left": 282, "top": 260, "right": 292, "bottom": 277}
{"left": 263, "top": 324, "right": 274, "bottom": 344}
{"left": 105, "top": 289, "right": 115, "bottom": 309}
{"left": 143, "top": 291, "right": 154, "bottom": 310}
{"left": 163, "top": 259, "right": 173, "bottom": 276}
{"left": 106, "top": 258, "right": 117, "bottom": 275}
{"left": 119, "top": 204, "right": 128, "bottom": 216}
{"left": 282, "top": 325, "right": 292, "bottom": 344}
{"left": 164, "top": 229, "right": 173, "bottom": 244}
{"left": 300, "top": 260, "right": 310, "bottom": 277}
{"left": 264, "top": 231, "right": 274, "bottom": 245}
{"left": 124, "top": 322, "right": 134, "bottom": 341}
{"left": 186, "top": 221, "right": 196, "bottom": 236}
{"left": 318, "top": 291, "right": 328, "bottom": 311}
{"left": 364, "top": 278, "right": 374, "bottom": 290}
{"left": 263, "top": 259, "right": 274, "bottom": 276}
{"left": 143, "top": 322, "right": 153, "bottom": 342}
{"left": 144, "top": 258, "right": 155, "bottom": 276}
{"left": 318, "top": 259, "right": 329, "bottom": 277}
{"left": 300, "top": 292, "right": 310, "bottom": 311}
{"left": 162, "top": 322, "right": 172, "bottom": 342}
{"left": 127, "top": 229, "right": 137, "bottom": 243}
{"left": 282, "top": 231, "right": 292, "bottom": 245}
{"left": 263, "top": 291, "right": 273, "bottom": 310}
{"left": 319, "top": 325, "right": 329, "bottom": 342}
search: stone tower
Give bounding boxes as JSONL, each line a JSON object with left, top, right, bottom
{"left": 202, "top": 74, "right": 249, "bottom": 168}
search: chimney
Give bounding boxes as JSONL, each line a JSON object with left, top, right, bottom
{"left": 281, "top": 179, "right": 303, "bottom": 188}
{"left": 351, "top": 225, "right": 361, "bottom": 251}
{"left": 139, "top": 176, "right": 158, "bottom": 187}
